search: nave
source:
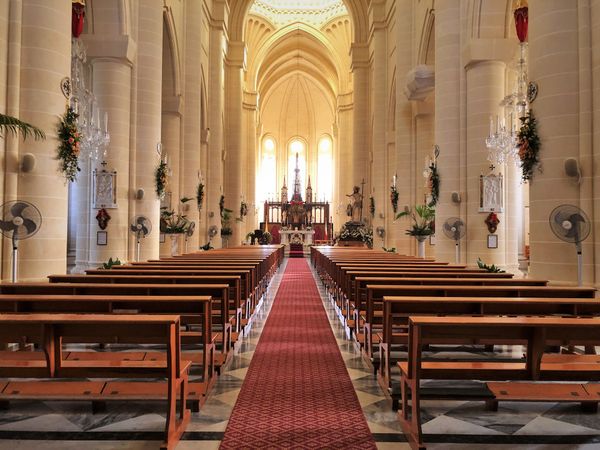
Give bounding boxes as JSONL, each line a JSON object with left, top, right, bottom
{"left": 0, "top": 247, "right": 600, "bottom": 449}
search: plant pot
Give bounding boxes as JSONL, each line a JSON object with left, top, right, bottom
{"left": 169, "top": 234, "right": 179, "bottom": 256}
{"left": 415, "top": 235, "right": 427, "bottom": 258}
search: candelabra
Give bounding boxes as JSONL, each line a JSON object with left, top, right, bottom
{"left": 485, "top": 4, "right": 529, "bottom": 167}
{"left": 71, "top": 39, "right": 110, "bottom": 162}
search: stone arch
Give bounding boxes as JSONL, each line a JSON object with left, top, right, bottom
{"left": 228, "top": 0, "right": 368, "bottom": 44}
{"left": 388, "top": 70, "right": 396, "bottom": 132}
{"left": 162, "top": 6, "right": 181, "bottom": 98}
{"left": 468, "top": 0, "right": 516, "bottom": 39}
{"left": 417, "top": 7, "right": 435, "bottom": 65}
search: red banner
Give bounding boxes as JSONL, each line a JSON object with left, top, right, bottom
{"left": 72, "top": 3, "right": 85, "bottom": 38}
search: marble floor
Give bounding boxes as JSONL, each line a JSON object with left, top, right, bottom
{"left": 1, "top": 258, "right": 600, "bottom": 449}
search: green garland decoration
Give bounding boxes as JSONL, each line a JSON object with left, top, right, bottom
{"left": 390, "top": 185, "right": 399, "bottom": 213}
{"left": 517, "top": 110, "right": 541, "bottom": 182}
{"left": 155, "top": 160, "right": 168, "bottom": 199}
{"left": 369, "top": 196, "right": 375, "bottom": 217}
{"left": 196, "top": 182, "right": 205, "bottom": 210}
{"left": 240, "top": 201, "right": 248, "bottom": 218}
{"left": 57, "top": 105, "right": 81, "bottom": 182}
{"left": 219, "top": 194, "right": 225, "bottom": 216}
{"left": 427, "top": 146, "right": 440, "bottom": 207}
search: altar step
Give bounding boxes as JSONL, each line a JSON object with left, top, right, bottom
{"left": 289, "top": 243, "right": 305, "bottom": 258}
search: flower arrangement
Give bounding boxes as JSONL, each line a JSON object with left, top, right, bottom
{"left": 160, "top": 208, "right": 191, "bottom": 234}
{"left": 196, "top": 182, "right": 205, "bottom": 210}
{"left": 99, "top": 257, "right": 121, "bottom": 269}
{"left": 339, "top": 223, "right": 373, "bottom": 247}
{"left": 390, "top": 185, "right": 399, "bottom": 213}
{"left": 155, "top": 160, "right": 168, "bottom": 199}
{"left": 289, "top": 200, "right": 305, "bottom": 218}
{"left": 260, "top": 231, "right": 273, "bottom": 245}
{"left": 221, "top": 200, "right": 233, "bottom": 237}
{"left": 477, "top": 258, "right": 506, "bottom": 273}
{"left": 369, "top": 196, "right": 375, "bottom": 217}
{"left": 395, "top": 204, "right": 435, "bottom": 237}
{"left": 517, "top": 110, "right": 541, "bottom": 182}
{"left": 57, "top": 105, "right": 81, "bottom": 182}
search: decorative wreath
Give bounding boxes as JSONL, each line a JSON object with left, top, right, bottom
{"left": 196, "top": 182, "right": 205, "bottom": 210}
{"left": 390, "top": 186, "right": 399, "bottom": 213}
{"left": 517, "top": 110, "right": 541, "bottom": 182}
{"left": 369, "top": 196, "right": 375, "bottom": 217}
{"left": 219, "top": 194, "right": 225, "bottom": 215}
{"left": 57, "top": 105, "right": 81, "bottom": 182}
{"left": 155, "top": 160, "right": 168, "bottom": 199}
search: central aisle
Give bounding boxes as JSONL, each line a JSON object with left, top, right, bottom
{"left": 220, "top": 258, "right": 376, "bottom": 449}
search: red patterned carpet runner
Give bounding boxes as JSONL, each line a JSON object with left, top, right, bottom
{"left": 220, "top": 258, "right": 376, "bottom": 449}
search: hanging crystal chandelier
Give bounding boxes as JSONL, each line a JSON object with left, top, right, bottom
{"left": 70, "top": 39, "right": 110, "bottom": 162}
{"left": 485, "top": 1, "right": 529, "bottom": 167}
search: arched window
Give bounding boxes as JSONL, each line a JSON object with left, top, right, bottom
{"left": 317, "top": 135, "right": 333, "bottom": 202}
{"left": 288, "top": 138, "right": 306, "bottom": 196}
{"left": 260, "top": 136, "right": 277, "bottom": 202}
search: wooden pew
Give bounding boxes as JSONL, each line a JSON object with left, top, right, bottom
{"left": 399, "top": 316, "right": 600, "bottom": 449}
{"left": 1, "top": 283, "right": 234, "bottom": 372}
{"left": 0, "top": 313, "right": 190, "bottom": 450}
{"left": 0, "top": 293, "right": 214, "bottom": 409}
{"left": 48, "top": 273, "right": 246, "bottom": 331}
{"left": 379, "top": 295, "right": 600, "bottom": 407}
{"left": 362, "top": 285, "right": 597, "bottom": 362}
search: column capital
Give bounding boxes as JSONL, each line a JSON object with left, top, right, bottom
{"left": 82, "top": 35, "right": 137, "bottom": 66}
{"left": 350, "top": 43, "right": 370, "bottom": 69}
{"left": 369, "top": 0, "right": 388, "bottom": 31}
{"left": 462, "top": 38, "right": 515, "bottom": 69}
{"left": 243, "top": 90, "right": 258, "bottom": 110}
{"left": 209, "top": 0, "right": 229, "bottom": 32}
{"left": 226, "top": 40, "right": 246, "bottom": 69}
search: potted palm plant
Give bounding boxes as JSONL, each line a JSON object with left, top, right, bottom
{"left": 395, "top": 204, "right": 435, "bottom": 258}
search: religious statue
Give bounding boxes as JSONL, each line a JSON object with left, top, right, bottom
{"left": 346, "top": 185, "right": 363, "bottom": 223}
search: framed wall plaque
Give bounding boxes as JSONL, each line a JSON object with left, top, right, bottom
{"left": 479, "top": 174, "right": 503, "bottom": 213}
{"left": 93, "top": 167, "right": 117, "bottom": 209}
{"left": 487, "top": 234, "right": 498, "bottom": 249}
{"left": 97, "top": 230, "right": 108, "bottom": 246}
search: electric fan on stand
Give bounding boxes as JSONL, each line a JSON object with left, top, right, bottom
{"left": 130, "top": 215, "right": 152, "bottom": 262}
{"left": 0, "top": 200, "right": 42, "bottom": 282}
{"left": 442, "top": 217, "right": 466, "bottom": 264}
{"left": 549, "top": 204, "right": 591, "bottom": 286}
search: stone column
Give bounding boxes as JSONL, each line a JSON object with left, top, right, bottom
{"left": 181, "top": 0, "right": 202, "bottom": 250}
{"left": 224, "top": 41, "right": 244, "bottom": 247}
{"left": 351, "top": 44, "right": 370, "bottom": 191}
{"left": 591, "top": 0, "right": 600, "bottom": 287}
{"left": 529, "top": 0, "right": 591, "bottom": 284}
{"left": 336, "top": 93, "right": 353, "bottom": 229}
{"left": 394, "top": 0, "right": 415, "bottom": 255}
{"left": 73, "top": 56, "right": 132, "bottom": 269}
{"left": 243, "top": 90, "right": 259, "bottom": 237}
{"left": 370, "top": 0, "right": 387, "bottom": 246}
{"left": 206, "top": 1, "right": 227, "bottom": 248}
{"left": 1, "top": 0, "right": 21, "bottom": 280}
{"left": 134, "top": 0, "right": 163, "bottom": 261}
{"left": 16, "top": 0, "right": 71, "bottom": 280}
{"left": 465, "top": 60, "right": 506, "bottom": 266}
{"left": 434, "top": 0, "right": 462, "bottom": 264}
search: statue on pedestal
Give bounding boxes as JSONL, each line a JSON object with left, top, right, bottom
{"left": 346, "top": 185, "right": 363, "bottom": 224}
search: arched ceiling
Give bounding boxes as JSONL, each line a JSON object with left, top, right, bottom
{"left": 249, "top": 0, "right": 348, "bottom": 28}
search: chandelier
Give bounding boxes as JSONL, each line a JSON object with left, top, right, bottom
{"left": 485, "top": 2, "right": 528, "bottom": 167}
{"left": 70, "top": 39, "right": 110, "bottom": 162}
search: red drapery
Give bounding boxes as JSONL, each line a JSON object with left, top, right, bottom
{"left": 72, "top": 2, "right": 85, "bottom": 38}
{"left": 514, "top": 6, "right": 528, "bottom": 43}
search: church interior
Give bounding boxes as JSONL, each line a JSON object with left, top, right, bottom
{"left": 2, "top": 0, "right": 600, "bottom": 448}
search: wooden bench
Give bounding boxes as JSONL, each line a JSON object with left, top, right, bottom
{"left": 399, "top": 316, "right": 600, "bottom": 449}
{"left": 48, "top": 273, "right": 246, "bottom": 331}
{"left": 0, "top": 313, "right": 190, "bottom": 450}
{"left": 2, "top": 283, "right": 234, "bottom": 372}
{"left": 379, "top": 295, "right": 600, "bottom": 408}
{"left": 0, "top": 293, "right": 214, "bottom": 409}
{"left": 363, "top": 285, "right": 596, "bottom": 362}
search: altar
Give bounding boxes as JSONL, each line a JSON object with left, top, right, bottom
{"left": 279, "top": 228, "right": 315, "bottom": 247}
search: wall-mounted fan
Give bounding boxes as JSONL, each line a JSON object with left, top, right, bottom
{"left": 549, "top": 204, "right": 591, "bottom": 286}
{"left": 442, "top": 217, "right": 466, "bottom": 264}
{"left": 184, "top": 221, "right": 195, "bottom": 253}
{"left": 0, "top": 200, "right": 42, "bottom": 282}
{"left": 130, "top": 215, "right": 152, "bottom": 262}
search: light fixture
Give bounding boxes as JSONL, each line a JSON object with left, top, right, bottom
{"left": 71, "top": 39, "right": 110, "bottom": 163}
{"left": 485, "top": 1, "right": 528, "bottom": 167}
